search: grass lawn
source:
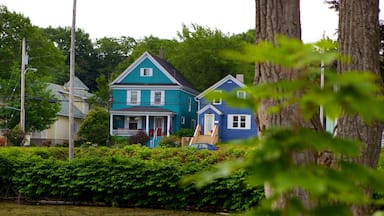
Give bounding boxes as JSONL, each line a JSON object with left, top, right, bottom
{"left": 0, "top": 201, "right": 218, "bottom": 216}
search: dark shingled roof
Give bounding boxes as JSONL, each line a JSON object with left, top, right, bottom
{"left": 149, "top": 52, "right": 197, "bottom": 91}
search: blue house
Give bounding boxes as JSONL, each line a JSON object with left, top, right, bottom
{"left": 191, "top": 74, "right": 257, "bottom": 144}
{"left": 109, "top": 51, "right": 199, "bottom": 147}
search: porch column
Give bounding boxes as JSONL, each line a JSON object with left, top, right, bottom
{"left": 167, "top": 115, "right": 171, "bottom": 136}
{"left": 109, "top": 114, "right": 113, "bottom": 135}
{"left": 146, "top": 114, "right": 149, "bottom": 135}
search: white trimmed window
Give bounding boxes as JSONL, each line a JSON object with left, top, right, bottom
{"left": 188, "top": 97, "right": 192, "bottom": 112}
{"left": 181, "top": 116, "right": 185, "bottom": 125}
{"left": 237, "top": 90, "right": 246, "bottom": 99}
{"left": 212, "top": 90, "right": 222, "bottom": 105}
{"left": 227, "top": 114, "right": 251, "bottom": 129}
{"left": 127, "top": 90, "right": 141, "bottom": 105}
{"left": 151, "top": 90, "right": 165, "bottom": 105}
{"left": 140, "top": 68, "right": 153, "bottom": 77}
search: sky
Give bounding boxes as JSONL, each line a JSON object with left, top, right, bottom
{"left": 1, "top": 1, "right": 382, "bottom": 43}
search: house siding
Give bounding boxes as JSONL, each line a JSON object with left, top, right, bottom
{"left": 109, "top": 52, "right": 199, "bottom": 142}
{"left": 120, "top": 59, "right": 173, "bottom": 84}
{"left": 196, "top": 75, "right": 257, "bottom": 143}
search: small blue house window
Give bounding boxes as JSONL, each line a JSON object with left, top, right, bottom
{"left": 212, "top": 90, "right": 222, "bottom": 105}
{"left": 227, "top": 114, "right": 251, "bottom": 129}
{"left": 237, "top": 90, "right": 246, "bottom": 99}
{"left": 140, "top": 68, "right": 153, "bottom": 77}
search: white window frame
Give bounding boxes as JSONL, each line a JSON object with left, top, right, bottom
{"left": 127, "top": 90, "right": 141, "bottom": 105}
{"left": 212, "top": 90, "right": 222, "bottom": 105}
{"left": 237, "top": 90, "right": 247, "bottom": 99}
{"left": 140, "top": 68, "right": 153, "bottom": 77}
{"left": 227, "top": 114, "right": 251, "bottom": 129}
{"left": 181, "top": 116, "right": 185, "bottom": 125}
{"left": 188, "top": 97, "right": 192, "bottom": 112}
{"left": 151, "top": 90, "right": 165, "bottom": 105}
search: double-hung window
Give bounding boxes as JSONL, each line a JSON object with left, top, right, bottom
{"left": 140, "top": 68, "right": 153, "bottom": 77}
{"left": 212, "top": 90, "right": 222, "bottom": 105}
{"left": 151, "top": 90, "right": 164, "bottom": 105}
{"left": 237, "top": 90, "right": 247, "bottom": 99}
{"left": 127, "top": 90, "right": 141, "bottom": 105}
{"left": 227, "top": 114, "right": 251, "bottom": 129}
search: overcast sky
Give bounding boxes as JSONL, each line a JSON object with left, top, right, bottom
{"left": 1, "top": 1, "right": 382, "bottom": 43}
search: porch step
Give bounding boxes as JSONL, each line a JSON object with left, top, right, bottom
{"left": 195, "top": 135, "right": 212, "bottom": 143}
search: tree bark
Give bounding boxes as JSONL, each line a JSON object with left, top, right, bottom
{"left": 338, "top": 0, "right": 383, "bottom": 215}
{"left": 254, "top": 0, "right": 315, "bottom": 209}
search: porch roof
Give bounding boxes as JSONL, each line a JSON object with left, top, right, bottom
{"left": 111, "top": 106, "right": 176, "bottom": 116}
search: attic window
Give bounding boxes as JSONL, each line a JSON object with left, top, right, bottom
{"left": 140, "top": 68, "right": 153, "bottom": 77}
{"left": 237, "top": 90, "right": 246, "bottom": 99}
{"left": 212, "top": 90, "right": 222, "bottom": 105}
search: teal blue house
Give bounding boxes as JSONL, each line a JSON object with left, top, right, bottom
{"left": 109, "top": 51, "right": 199, "bottom": 147}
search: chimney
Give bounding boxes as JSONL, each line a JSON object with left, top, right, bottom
{"left": 159, "top": 48, "right": 165, "bottom": 59}
{"left": 236, "top": 74, "right": 244, "bottom": 83}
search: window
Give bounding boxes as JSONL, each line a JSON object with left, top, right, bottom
{"left": 237, "top": 90, "right": 246, "bottom": 99}
{"left": 191, "top": 119, "right": 196, "bottom": 130}
{"left": 188, "top": 97, "right": 192, "bottom": 112}
{"left": 181, "top": 116, "right": 185, "bottom": 124}
{"left": 140, "top": 68, "right": 153, "bottom": 77}
{"left": 128, "top": 117, "right": 138, "bottom": 130}
{"left": 212, "top": 90, "right": 222, "bottom": 105}
{"left": 227, "top": 114, "right": 251, "bottom": 129}
{"left": 151, "top": 90, "right": 164, "bottom": 105}
{"left": 127, "top": 90, "right": 141, "bottom": 105}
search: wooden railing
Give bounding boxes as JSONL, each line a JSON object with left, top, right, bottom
{"left": 189, "top": 125, "right": 219, "bottom": 145}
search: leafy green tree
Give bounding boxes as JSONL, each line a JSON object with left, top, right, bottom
{"left": 43, "top": 26, "right": 98, "bottom": 90}
{"left": 173, "top": 24, "right": 254, "bottom": 91}
{"left": 88, "top": 75, "right": 110, "bottom": 108}
{"left": 189, "top": 36, "right": 384, "bottom": 216}
{"left": 0, "top": 5, "right": 63, "bottom": 132}
{"left": 111, "top": 35, "right": 179, "bottom": 80}
{"left": 77, "top": 107, "right": 109, "bottom": 145}
{"left": 94, "top": 36, "right": 136, "bottom": 81}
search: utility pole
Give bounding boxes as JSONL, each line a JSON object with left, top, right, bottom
{"left": 69, "top": 0, "right": 76, "bottom": 160}
{"left": 20, "top": 38, "right": 26, "bottom": 133}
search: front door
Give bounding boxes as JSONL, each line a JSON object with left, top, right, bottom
{"left": 204, "top": 114, "right": 215, "bottom": 135}
{"left": 154, "top": 117, "right": 163, "bottom": 136}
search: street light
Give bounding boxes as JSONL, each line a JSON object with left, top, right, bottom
{"left": 20, "top": 67, "right": 37, "bottom": 133}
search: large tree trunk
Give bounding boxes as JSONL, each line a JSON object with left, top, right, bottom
{"left": 254, "top": 0, "right": 315, "bottom": 209}
{"left": 337, "top": 0, "right": 383, "bottom": 215}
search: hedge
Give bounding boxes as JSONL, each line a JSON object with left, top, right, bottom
{"left": 0, "top": 145, "right": 263, "bottom": 212}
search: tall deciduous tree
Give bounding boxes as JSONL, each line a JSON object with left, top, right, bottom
{"left": 43, "top": 27, "right": 97, "bottom": 90}
{"left": 0, "top": 5, "right": 62, "bottom": 132}
{"left": 337, "top": 0, "right": 383, "bottom": 215}
{"left": 254, "top": 0, "right": 315, "bottom": 209}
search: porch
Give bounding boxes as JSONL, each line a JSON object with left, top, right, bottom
{"left": 110, "top": 107, "right": 175, "bottom": 147}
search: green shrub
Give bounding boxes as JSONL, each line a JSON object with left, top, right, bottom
{"left": 3, "top": 126, "right": 25, "bottom": 146}
{"left": 158, "top": 135, "right": 180, "bottom": 148}
{"left": 0, "top": 146, "right": 261, "bottom": 211}
{"left": 130, "top": 130, "right": 149, "bottom": 145}
{"left": 175, "top": 128, "right": 194, "bottom": 137}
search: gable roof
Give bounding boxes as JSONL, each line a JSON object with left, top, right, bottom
{"left": 196, "top": 74, "right": 245, "bottom": 99}
{"left": 47, "top": 83, "right": 86, "bottom": 118}
{"left": 63, "top": 76, "right": 93, "bottom": 99}
{"left": 197, "top": 104, "right": 223, "bottom": 115}
{"left": 110, "top": 51, "right": 198, "bottom": 94}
